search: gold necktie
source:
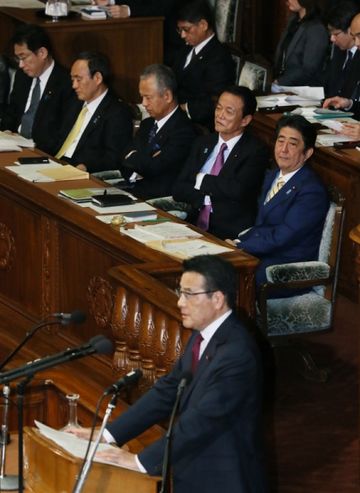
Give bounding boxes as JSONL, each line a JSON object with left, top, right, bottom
{"left": 56, "top": 106, "right": 88, "bottom": 159}
{"left": 266, "top": 177, "right": 285, "bottom": 203}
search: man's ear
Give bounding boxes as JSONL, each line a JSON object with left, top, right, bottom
{"left": 37, "top": 47, "right": 49, "bottom": 60}
{"left": 241, "top": 114, "right": 253, "bottom": 128}
{"left": 93, "top": 71, "right": 103, "bottom": 85}
{"left": 304, "top": 147, "right": 314, "bottom": 162}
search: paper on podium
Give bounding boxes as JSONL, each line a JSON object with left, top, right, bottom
{"left": 34, "top": 420, "right": 117, "bottom": 464}
{"left": 37, "top": 165, "right": 89, "bottom": 181}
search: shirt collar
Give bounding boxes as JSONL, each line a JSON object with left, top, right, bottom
{"left": 156, "top": 105, "right": 178, "bottom": 130}
{"left": 278, "top": 165, "right": 303, "bottom": 183}
{"left": 84, "top": 88, "right": 108, "bottom": 116}
{"left": 218, "top": 133, "right": 243, "bottom": 154}
{"left": 38, "top": 60, "right": 54, "bottom": 86}
{"left": 194, "top": 33, "right": 215, "bottom": 55}
{"left": 199, "top": 310, "right": 232, "bottom": 344}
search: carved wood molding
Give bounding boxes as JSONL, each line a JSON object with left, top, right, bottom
{"left": 0, "top": 222, "right": 15, "bottom": 270}
{"left": 88, "top": 276, "right": 114, "bottom": 328}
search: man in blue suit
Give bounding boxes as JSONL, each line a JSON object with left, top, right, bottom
{"left": 72, "top": 255, "right": 267, "bottom": 493}
{"left": 233, "top": 115, "right": 329, "bottom": 293}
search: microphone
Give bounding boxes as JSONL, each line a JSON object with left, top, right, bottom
{"left": 53, "top": 310, "right": 86, "bottom": 325}
{"left": 104, "top": 368, "right": 143, "bottom": 395}
{"left": 0, "top": 335, "right": 113, "bottom": 385}
{"left": 159, "top": 371, "right": 193, "bottom": 493}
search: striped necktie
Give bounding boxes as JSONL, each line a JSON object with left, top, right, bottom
{"left": 56, "top": 106, "right": 88, "bottom": 159}
{"left": 266, "top": 177, "right": 285, "bottom": 203}
{"left": 191, "top": 333, "right": 203, "bottom": 373}
{"left": 20, "top": 78, "right": 41, "bottom": 139}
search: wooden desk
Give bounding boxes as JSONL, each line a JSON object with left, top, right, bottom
{"left": 0, "top": 7, "right": 163, "bottom": 101}
{"left": 0, "top": 148, "right": 258, "bottom": 406}
{"left": 252, "top": 111, "right": 360, "bottom": 302}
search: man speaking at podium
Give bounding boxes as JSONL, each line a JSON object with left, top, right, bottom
{"left": 71, "top": 255, "right": 267, "bottom": 493}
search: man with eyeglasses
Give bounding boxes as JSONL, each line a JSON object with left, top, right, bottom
{"left": 69, "top": 254, "right": 267, "bottom": 493}
{"left": 0, "top": 24, "right": 76, "bottom": 155}
{"left": 172, "top": 0, "right": 235, "bottom": 130}
{"left": 323, "top": 1, "right": 360, "bottom": 99}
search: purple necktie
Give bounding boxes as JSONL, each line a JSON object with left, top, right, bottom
{"left": 197, "top": 142, "right": 228, "bottom": 231}
{"left": 191, "top": 333, "right": 204, "bottom": 373}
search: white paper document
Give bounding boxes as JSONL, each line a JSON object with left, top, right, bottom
{"left": 316, "top": 133, "right": 357, "bottom": 147}
{"left": 34, "top": 420, "right": 115, "bottom": 462}
{"left": 6, "top": 161, "right": 62, "bottom": 182}
{"left": 121, "top": 222, "right": 202, "bottom": 242}
{"left": 0, "top": 132, "right": 35, "bottom": 151}
{"left": 88, "top": 202, "right": 156, "bottom": 214}
{"left": 158, "top": 239, "right": 233, "bottom": 259}
{"left": 270, "top": 85, "right": 324, "bottom": 100}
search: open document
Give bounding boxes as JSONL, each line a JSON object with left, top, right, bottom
{"left": 0, "top": 131, "right": 34, "bottom": 151}
{"left": 35, "top": 420, "right": 118, "bottom": 465}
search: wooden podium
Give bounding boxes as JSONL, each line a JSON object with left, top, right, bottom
{"left": 23, "top": 427, "right": 161, "bottom": 493}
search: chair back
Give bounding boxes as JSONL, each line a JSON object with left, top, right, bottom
{"left": 317, "top": 196, "right": 345, "bottom": 303}
{"left": 238, "top": 60, "right": 268, "bottom": 93}
{"left": 215, "top": 0, "right": 243, "bottom": 43}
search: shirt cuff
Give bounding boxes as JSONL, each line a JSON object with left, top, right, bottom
{"left": 345, "top": 99, "right": 354, "bottom": 111}
{"left": 195, "top": 172, "right": 205, "bottom": 190}
{"left": 103, "top": 428, "right": 116, "bottom": 443}
{"left": 135, "top": 455, "right": 147, "bottom": 473}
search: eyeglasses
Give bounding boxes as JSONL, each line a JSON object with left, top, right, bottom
{"left": 329, "top": 30, "right": 344, "bottom": 38}
{"left": 176, "top": 23, "right": 197, "bottom": 35}
{"left": 14, "top": 52, "right": 34, "bottom": 64}
{"left": 175, "top": 288, "right": 216, "bottom": 299}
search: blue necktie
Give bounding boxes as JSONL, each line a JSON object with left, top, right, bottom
{"left": 21, "top": 78, "right": 41, "bottom": 139}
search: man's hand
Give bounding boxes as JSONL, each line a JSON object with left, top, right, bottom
{"left": 323, "top": 96, "right": 351, "bottom": 110}
{"left": 76, "top": 164, "right": 87, "bottom": 171}
{"left": 64, "top": 426, "right": 105, "bottom": 442}
{"left": 96, "top": 447, "right": 140, "bottom": 471}
{"left": 340, "top": 122, "right": 360, "bottom": 139}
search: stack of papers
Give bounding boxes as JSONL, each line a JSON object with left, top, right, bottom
{"left": 6, "top": 160, "right": 62, "bottom": 182}
{"left": 0, "top": 131, "right": 34, "bottom": 152}
{"left": 120, "top": 222, "right": 234, "bottom": 259}
{"left": 81, "top": 6, "right": 107, "bottom": 19}
{"left": 37, "top": 165, "right": 89, "bottom": 181}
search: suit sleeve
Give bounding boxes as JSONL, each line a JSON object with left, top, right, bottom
{"left": 120, "top": 121, "right": 195, "bottom": 178}
{"left": 239, "top": 182, "right": 329, "bottom": 256}
{"left": 81, "top": 106, "right": 133, "bottom": 173}
{"left": 277, "top": 23, "right": 329, "bottom": 86}
{"left": 139, "top": 339, "right": 258, "bottom": 475}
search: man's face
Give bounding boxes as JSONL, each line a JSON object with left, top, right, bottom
{"left": 14, "top": 43, "right": 48, "bottom": 78}
{"left": 177, "top": 18, "right": 209, "bottom": 46}
{"left": 328, "top": 25, "right": 354, "bottom": 50}
{"left": 71, "top": 59, "right": 101, "bottom": 103}
{"left": 139, "top": 75, "right": 172, "bottom": 120}
{"left": 177, "top": 272, "right": 219, "bottom": 331}
{"left": 275, "top": 126, "right": 313, "bottom": 174}
{"left": 214, "top": 92, "right": 251, "bottom": 141}
{"left": 350, "top": 15, "right": 360, "bottom": 49}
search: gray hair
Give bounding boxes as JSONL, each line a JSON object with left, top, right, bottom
{"left": 140, "top": 64, "right": 178, "bottom": 98}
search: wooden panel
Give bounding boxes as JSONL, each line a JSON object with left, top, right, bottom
{"left": 0, "top": 8, "right": 163, "bottom": 102}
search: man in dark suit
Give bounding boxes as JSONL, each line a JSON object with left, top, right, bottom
{"left": 173, "top": 85, "right": 269, "bottom": 240}
{"left": 231, "top": 115, "right": 329, "bottom": 293}
{"left": 54, "top": 52, "right": 133, "bottom": 174}
{"left": 172, "top": 0, "right": 235, "bottom": 129}
{"left": 119, "top": 64, "right": 195, "bottom": 199}
{"left": 324, "top": 1, "right": 360, "bottom": 98}
{"left": 71, "top": 255, "right": 267, "bottom": 493}
{"left": 0, "top": 24, "right": 75, "bottom": 155}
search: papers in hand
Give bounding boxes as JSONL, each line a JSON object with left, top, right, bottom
{"left": 0, "top": 131, "right": 34, "bottom": 152}
{"left": 34, "top": 420, "right": 116, "bottom": 463}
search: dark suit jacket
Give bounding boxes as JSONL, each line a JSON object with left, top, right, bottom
{"left": 56, "top": 91, "right": 133, "bottom": 173}
{"left": 239, "top": 165, "right": 329, "bottom": 287}
{"left": 173, "top": 131, "right": 269, "bottom": 239}
{"left": 0, "top": 63, "right": 75, "bottom": 155}
{"left": 172, "top": 36, "right": 235, "bottom": 128}
{"left": 275, "top": 15, "right": 329, "bottom": 86}
{"left": 120, "top": 107, "right": 195, "bottom": 199}
{"left": 324, "top": 47, "right": 360, "bottom": 98}
{"left": 107, "top": 313, "right": 267, "bottom": 493}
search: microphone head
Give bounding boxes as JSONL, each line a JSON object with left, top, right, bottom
{"left": 179, "top": 371, "right": 193, "bottom": 386}
{"left": 69, "top": 310, "right": 87, "bottom": 324}
{"left": 89, "top": 335, "right": 113, "bottom": 355}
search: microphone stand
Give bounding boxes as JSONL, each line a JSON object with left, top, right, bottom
{"left": 159, "top": 380, "right": 188, "bottom": 493}
{"left": 0, "top": 318, "right": 59, "bottom": 492}
{"left": 72, "top": 393, "right": 119, "bottom": 493}
{"left": 16, "top": 375, "right": 33, "bottom": 493}
{"left": 0, "top": 386, "right": 18, "bottom": 491}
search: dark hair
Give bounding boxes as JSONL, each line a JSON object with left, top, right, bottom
{"left": 297, "top": 0, "right": 321, "bottom": 19}
{"left": 176, "top": 0, "right": 215, "bottom": 31}
{"left": 324, "top": 1, "right": 358, "bottom": 31}
{"left": 182, "top": 255, "right": 237, "bottom": 309}
{"left": 275, "top": 115, "right": 317, "bottom": 151}
{"left": 220, "top": 85, "right": 257, "bottom": 117}
{"left": 12, "top": 24, "right": 52, "bottom": 56}
{"left": 76, "top": 51, "right": 111, "bottom": 85}
{"left": 140, "top": 64, "right": 178, "bottom": 98}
